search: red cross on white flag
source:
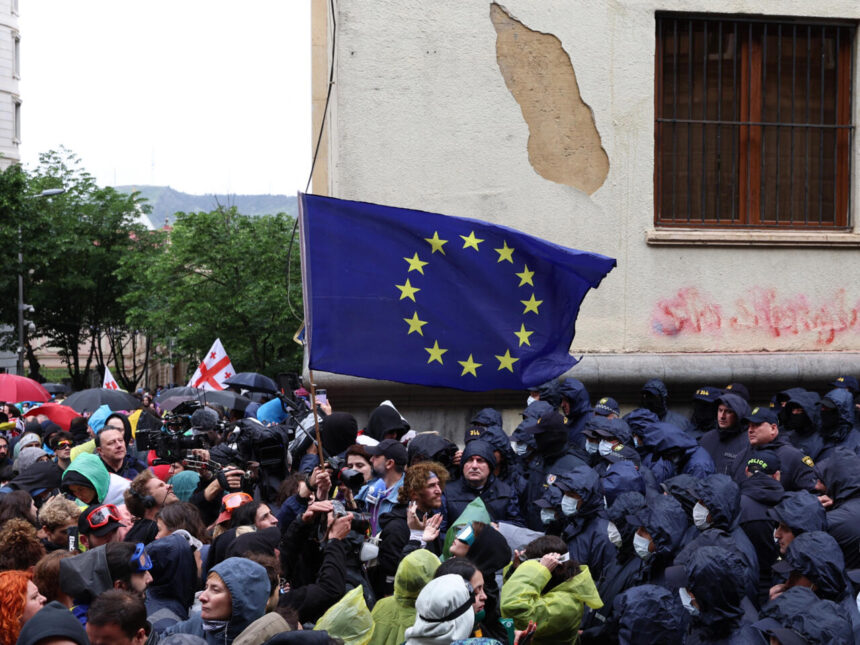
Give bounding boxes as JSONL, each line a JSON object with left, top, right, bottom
{"left": 188, "top": 338, "right": 235, "bottom": 391}
{"left": 103, "top": 366, "right": 120, "bottom": 390}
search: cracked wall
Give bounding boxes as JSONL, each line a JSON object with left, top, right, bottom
{"left": 491, "top": 3, "right": 609, "bottom": 194}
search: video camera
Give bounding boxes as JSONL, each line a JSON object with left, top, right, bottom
{"left": 136, "top": 400, "right": 208, "bottom": 464}
{"left": 326, "top": 455, "right": 366, "bottom": 494}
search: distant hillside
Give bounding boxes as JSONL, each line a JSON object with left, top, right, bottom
{"left": 115, "top": 185, "right": 298, "bottom": 229}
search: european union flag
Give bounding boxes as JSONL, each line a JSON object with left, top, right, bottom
{"left": 299, "top": 193, "right": 616, "bottom": 392}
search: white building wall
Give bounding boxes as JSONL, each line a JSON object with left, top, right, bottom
{"left": 0, "top": 0, "right": 19, "bottom": 168}
{"left": 314, "top": 1, "right": 860, "bottom": 404}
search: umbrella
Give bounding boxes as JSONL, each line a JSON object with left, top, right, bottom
{"left": 222, "top": 372, "right": 279, "bottom": 394}
{"left": 42, "top": 383, "right": 70, "bottom": 395}
{"left": 23, "top": 403, "right": 83, "bottom": 430}
{"left": 61, "top": 388, "right": 141, "bottom": 414}
{"left": 156, "top": 387, "right": 251, "bottom": 412}
{"left": 0, "top": 374, "right": 51, "bottom": 403}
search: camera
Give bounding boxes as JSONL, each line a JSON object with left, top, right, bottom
{"left": 327, "top": 455, "right": 366, "bottom": 494}
{"left": 136, "top": 426, "right": 206, "bottom": 465}
{"left": 330, "top": 500, "right": 372, "bottom": 536}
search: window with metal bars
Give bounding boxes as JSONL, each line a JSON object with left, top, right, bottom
{"left": 655, "top": 14, "right": 855, "bottom": 229}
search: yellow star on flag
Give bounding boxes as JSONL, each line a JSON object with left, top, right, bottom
{"left": 516, "top": 264, "right": 535, "bottom": 287}
{"left": 425, "top": 340, "right": 447, "bottom": 365}
{"left": 460, "top": 231, "right": 484, "bottom": 251}
{"left": 495, "top": 349, "right": 519, "bottom": 372}
{"left": 514, "top": 324, "right": 534, "bottom": 347}
{"left": 396, "top": 278, "right": 420, "bottom": 302}
{"left": 403, "top": 253, "right": 428, "bottom": 274}
{"left": 521, "top": 293, "right": 543, "bottom": 314}
{"left": 494, "top": 241, "right": 515, "bottom": 263}
{"left": 424, "top": 231, "right": 448, "bottom": 255}
{"left": 403, "top": 312, "right": 427, "bottom": 336}
{"left": 458, "top": 354, "right": 482, "bottom": 377}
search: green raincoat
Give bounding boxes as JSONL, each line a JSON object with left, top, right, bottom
{"left": 500, "top": 561, "right": 603, "bottom": 645}
{"left": 369, "top": 549, "right": 441, "bottom": 645}
{"left": 315, "top": 586, "right": 375, "bottom": 645}
{"left": 61, "top": 452, "right": 110, "bottom": 504}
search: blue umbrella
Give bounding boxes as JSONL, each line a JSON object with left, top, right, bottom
{"left": 222, "top": 372, "right": 279, "bottom": 394}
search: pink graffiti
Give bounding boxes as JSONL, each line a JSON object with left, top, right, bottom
{"left": 652, "top": 287, "right": 860, "bottom": 345}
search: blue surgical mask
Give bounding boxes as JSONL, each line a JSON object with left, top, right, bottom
{"left": 540, "top": 509, "right": 556, "bottom": 525}
{"left": 679, "top": 587, "right": 699, "bottom": 616}
{"left": 585, "top": 440, "right": 599, "bottom": 454}
{"left": 633, "top": 533, "right": 653, "bottom": 560}
{"left": 561, "top": 495, "right": 579, "bottom": 516}
{"left": 598, "top": 439, "right": 615, "bottom": 457}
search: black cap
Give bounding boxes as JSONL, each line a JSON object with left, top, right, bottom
{"left": 78, "top": 504, "right": 124, "bottom": 537}
{"left": 724, "top": 382, "right": 750, "bottom": 402}
{"left": 524, "top": 411, "right": 566, "bottom": 435}
{"left": 830, "top": 375, "right": 859, "bottom": 393}
{"left": 744, "top": 406, "right": 779, "bottom": 425}
{"left": 593, "top": 397, "right": 620, "bottom": 417}
{"left": 365, "top": 438, "right": 408, "bottom": 466}
{"left": 747, "top": 450, "right": 781, "bottom": 475}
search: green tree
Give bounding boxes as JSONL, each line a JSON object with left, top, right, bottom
{"left": 120, "top": 206, "right": 303, "bottom": 377}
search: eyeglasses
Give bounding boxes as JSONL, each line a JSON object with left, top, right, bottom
{"left": 85, "top": 504, "right": 121, "bottom": 529}
{"left": 221, "top": 492, "right": 253, "bottom": 513}
{"left": 130, "top": 542, "right": 152, "bottom": 573}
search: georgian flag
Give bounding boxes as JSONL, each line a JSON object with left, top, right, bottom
{"left": 187, "top": 338, "right": 235, "bottom": 391}
{"left": 103, "top": 366, "right": 120, "bottom": 390}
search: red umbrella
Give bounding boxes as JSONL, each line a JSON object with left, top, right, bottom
{"left": 0, "top": 374, "right": 51, "bottom": 403}
{"left": 23, "top": 403, "right": 83, "bottom": 430}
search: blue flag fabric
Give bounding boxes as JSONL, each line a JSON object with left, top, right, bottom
{"left": 299, "top": 193, "right": 616, "bottom": 391}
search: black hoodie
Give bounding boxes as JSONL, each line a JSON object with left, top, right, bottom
{"left": 814, "top": 453, "right": 860, "bottom": 569}
{"left": 17, "top": 600, "right": 89, "bottom": 645}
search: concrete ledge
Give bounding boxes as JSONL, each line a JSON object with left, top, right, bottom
{"left": 646, "top": 228, "right": 860, "bottom": 247}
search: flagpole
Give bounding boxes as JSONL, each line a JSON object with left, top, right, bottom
{"left": 308, "top": 369, "right": 325, "bottom": 465}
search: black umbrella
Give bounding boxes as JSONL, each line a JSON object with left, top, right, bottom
{"left": 42, "top": 383, "right": 70, "bottom": 395}
{"left": 61, "top": 388, "right": 141, "bottom": 414}
{"left": 156, "top": 387, "right": 251, "bottom": 412}
{"left": 222, "top": 372, "right": 279, "bottom": 394}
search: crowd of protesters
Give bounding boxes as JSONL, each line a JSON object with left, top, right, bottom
{"left": 0, "top": 374, "right": 859, "bottom": 645}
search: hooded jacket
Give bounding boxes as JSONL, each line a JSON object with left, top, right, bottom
{"left": 146, "top": 533, "right": 198, "bottom": 633}
{"left": 739, "top": 472, "right": 783, "bottom": 603}
{"left": 699, "top": 394, "right": 750, "bottom": 481}
{"left": 640, "top": 379, "right": 689, "bottom": 430}
{"left": 558, "top": 377, "right": 592, "bottom": 451}
{"left": 559, "top": 466, "right": 617, "bottom": 583}
{"left": 814, "top": 453, "right": 860, "bottom": 569}
{"left": 613, "top": 584, "right": 686, "bottom": 645}
{"left": 641, "top": 422, "right": 715, "bottom": 483}
{"left": 601, "top": 461, "right": 646, "bottom": 507}
{"left": 753, "top": 586, "right": 854, "bottom": 644}
{"left": 778, "top": 531, "right": 860, "bottom": 641}
{"left": 819, "top": 388, "right": 860, "bottom": 459}
{"left": 782, "top": 390, "right": 824, "bottom": 461}
{"left": 61, "top": 452, "right": 128, "bottom": 505}
{"left": 685, "top": 546, "right": 756, "bottom": 644}
{"left": 524, "top": 432, "right": 587, "bottom": 531}
{"left": 164, "top": 557, "right": 270, "bottom": 645}
{"left": 444, "top": 441, "right": 523, "bottom": 528}
{"left": 7, "top": 460, "right": 62, "bottom": 495}
{"left": 369, "top": 550, "right": 440, "bottom": 645}
{"left": 405, "top": 574, "right": 475, "bottom": 645}
{"left": 628, "top": 494, "right": 689, "bottom": 587}
{"left": 500, "top": 561, "right": 603, "bottom": 645}
{"left": 365, "top": 403, "right": 408, "bottom": 442}
{"left": 59, "top": 545, "right": 113, "bottom": 624}
{"left": 16, "top": 601, "right": 89, "bottom": 645}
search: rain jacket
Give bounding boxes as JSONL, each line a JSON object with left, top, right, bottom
{"left": 559, "top": 377, "right": 592, "bottom": 454}
{"left": 314, "top": 586, "right": 374, "bottom": 645}
{"left": 443, "top": 440, "right": 523, "bottom": 527}
{"left": 677, "top": 475, "right": 759, "bottom": 599}
{"left": 500, "top": 560, "right": 603, "bottom": 645}
{"left": 145, "top": 533, "right": 198, "bottom": 634}
{"left": 524, "top": 441, "right": 586, "bottom": 531}
{"left": 623, "top": 409, "right": 661, "bottom": 456}
{"left": 61, "top": 452, "right": 109, "bottom": 503}
{"left": 819, "top": 388, "right": 860, "bottom": 460}
{"left": 628, "top": 494, "right": 689, "bottom": 587}
{"left": 782, "top": 390, "right": 824, "bottom": 461}
{"left": 164, "top": 557, "right": 270, "bottom": 645}
{"left": 766, "top": 490, "right": 827, "bottom": 535}
{"left": 738, "top": 472, "right": 783, "bottom": 603}
{"left": 685, "top": 546, "right": 757, "bottom": 644}
{"left": 613, "top": 584, "right": 686, "bottom": 645}
{"left": 699, "top": 394, "right": 751, "bottom": 481}
{"left": 778, "top": 530, "right": 860, "bottom": 642}
{"left": 814, "top": 453, "right": 860, "bottom": 569}
{"left": 600, "top": 461, "right": 646, "bottom": 507}
{"left": 59, "top": 545, "right": 113, "bottom": 625}
{"left": 7, "top": 460, "right": 62, "bottom": 496}
{"left": 559, "top": 466, "right": 617, "bottom": 584}
{"left": 752, "top": 586, "right": 854, "bottom": 645}
{"left": 369, "top": 550, "right": 440, "bottom": 645}
{"left": 734, "top": 434, "right": 816, "bottom": 493}
{"left": 641, "top": 422, "right": 715, "bottom": 484}
{"left": 640, "top": 379, "right": 689, "bottom": 430}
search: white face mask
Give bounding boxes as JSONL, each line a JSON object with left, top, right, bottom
{"left": 633, "top": 436, "right": 641, "bottom": 449}
{"left": 679, "top": 587, "right": 699, "bottom": 616}
{"left": 607, "top": 522, "right": 622, "bottom": 548}
{"left": 514, "top": 442, "right": 528, "bottom": 456}
{"left": 540, "top": 508, "right": 557, "bottom": 525}
{"left": 561, "top": 495, "right": 579, "bottom": 517}
{"left": 633, "top": 533, "right": 653, "bottom": 560}
{"left": 598, "top": 439, "right": 615, "bottom": 457}
{"left": 527, "top": 395, "right": 538, "bottom": 406}
{"left": 359, "top": 541, "right": 379, "bottom": 562}
{"left": 692, "top": 502, "right": 711, "bottom": 530}
{"left": 585, "top": 440, "right": 599, "bottom": 455}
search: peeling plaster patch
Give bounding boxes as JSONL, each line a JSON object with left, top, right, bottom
{"left": 490, "top": 3, "right": 609, "bottom": 194}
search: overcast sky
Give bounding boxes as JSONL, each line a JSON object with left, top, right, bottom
{"left": 19, "top": 1, "right": 312, "bottom": 196}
